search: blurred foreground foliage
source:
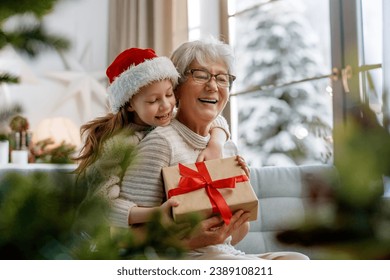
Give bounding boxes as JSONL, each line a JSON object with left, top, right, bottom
{"left": 0, "top": 170, "right": 196, "bottom": 260}
{"left": 277, "top": 103, "right": 390, "bottom": 259}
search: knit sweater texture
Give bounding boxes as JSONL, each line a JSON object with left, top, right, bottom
{"left": 112, "top": 118, "right": 237, "bottom": 227}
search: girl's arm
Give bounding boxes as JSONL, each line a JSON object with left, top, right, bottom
{"left": 113, "top": 130, "right": 171, "bottom": 227}
{"left": 197, "top": 127, "right": 226, "bottom": 161}
{"left": 128, "top": 198, "right": 178, "bottom": 225}
{"left": 197, "top": 114, "right": 230, "bottom": 161}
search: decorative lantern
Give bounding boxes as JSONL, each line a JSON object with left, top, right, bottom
{"left": 32, "top": 117, "right": 81, "bottom": 149}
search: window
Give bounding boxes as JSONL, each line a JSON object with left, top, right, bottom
{"left": 187, "top": 0, "right": 221, "bottom": 41}
{"left": 360, "top": 0, "right": 382, "bottom": 116}
{"left": 329, "top": 0, "right": 385, "bottom": 161}
{"left": 188, "top": 0, "right": 387, "bottom": 167}
{"left": 228, "top": 0, "right": 333, "bottom": 167}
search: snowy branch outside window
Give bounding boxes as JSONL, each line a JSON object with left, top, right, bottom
{"left": 230, "top": 0, "right": 333, "bottom": 167}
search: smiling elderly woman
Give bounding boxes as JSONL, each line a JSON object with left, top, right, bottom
{"left": 116, "top": 38, "right": 309, "bottom": 260}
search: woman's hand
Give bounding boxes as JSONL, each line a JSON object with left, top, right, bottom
{"left": 180, "top": 210, "right": 251, "bottom": 250}
{"left": 231, "top": 221, "right": 250, "bottom": 245}
{"left": 236, "top": 155, "right": 250, "bottom": 178}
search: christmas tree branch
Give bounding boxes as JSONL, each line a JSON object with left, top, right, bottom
{"left": 0, "top": 73, "right": 19, "bottom": 84}
{"left": 3, "top": 24, "right": 70, "bottom": 57}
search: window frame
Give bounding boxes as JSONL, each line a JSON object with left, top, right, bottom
{"left": 222, "top": 0, "right": 387, "bottom": 164}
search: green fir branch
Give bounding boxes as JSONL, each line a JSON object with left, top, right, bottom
{"left": 0, "top": 73, "right": 19, "bottom": 84}
{"left": 4, "top": 24, "right": 70, "bottom": 57}
{"left": 0, "top": 0, "right": 60, "bottom": 21}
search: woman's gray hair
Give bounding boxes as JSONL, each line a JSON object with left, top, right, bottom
{"left": 170, "top": 37, "right": 235, "bottom": 84}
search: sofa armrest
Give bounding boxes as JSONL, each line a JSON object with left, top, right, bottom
{"left": 235, "top": 164, "right": 335, "bottom": 258}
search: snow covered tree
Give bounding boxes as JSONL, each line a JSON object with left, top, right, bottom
{"left": 233, "top": 0, "right": 333, "bottom": 166}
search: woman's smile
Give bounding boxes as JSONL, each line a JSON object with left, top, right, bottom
{"left": 198, "top": 98, "right": 218, "bottom": 104}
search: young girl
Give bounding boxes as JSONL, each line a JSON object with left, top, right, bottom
{"left": 74, "top": 48, "right": 231, "bottom": 228}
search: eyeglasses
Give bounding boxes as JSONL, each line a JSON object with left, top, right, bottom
{"left": 185, "top": 69, "right": 236, "bottom": 88}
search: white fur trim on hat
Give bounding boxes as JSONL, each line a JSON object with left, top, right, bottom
{"left": 107, "top": 56, "right": 180, "bottom": 113}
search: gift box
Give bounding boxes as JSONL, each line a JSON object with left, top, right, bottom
{"left": 162, "top": 156, "right": 258, "bottom": 224}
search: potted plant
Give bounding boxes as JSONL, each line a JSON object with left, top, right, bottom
{"left": 9, "top": 115, "right": 30, "bottom": 149}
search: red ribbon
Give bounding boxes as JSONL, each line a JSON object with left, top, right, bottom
{"left": 167, "top": 161, "right": 249, "bottom": 225}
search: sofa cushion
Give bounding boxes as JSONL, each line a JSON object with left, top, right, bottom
{"left": 235, "top": 164, "right": 335, "bottom": 258}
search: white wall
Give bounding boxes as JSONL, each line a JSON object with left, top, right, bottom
{"left": 1, "top": 0, "right": 109, "bottom": 140}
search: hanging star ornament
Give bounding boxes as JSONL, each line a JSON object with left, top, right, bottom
{"left": 46, "top": 50, "right": 109, "bottom": 122}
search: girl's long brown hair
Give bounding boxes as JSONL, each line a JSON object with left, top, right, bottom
{"left": 74, "top": 104, "right": 133, "bottom": 176}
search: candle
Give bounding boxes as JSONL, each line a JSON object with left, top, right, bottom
{"left": 11, "top": 150, "right": 29, "bottom": 165}
{"left": 0, "top": 140, "right": 9, "bottom": 164}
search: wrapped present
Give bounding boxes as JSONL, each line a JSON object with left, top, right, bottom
{"left": 162, "top": 156, "right": 258, "bottom": 224}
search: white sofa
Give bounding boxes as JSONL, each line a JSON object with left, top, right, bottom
{"left": 236, "top": 164, "right": 335, "bottom": 259}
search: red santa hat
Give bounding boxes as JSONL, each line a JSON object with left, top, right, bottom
{"left": 106, "top": 48, "right": 179, "bottom": 113}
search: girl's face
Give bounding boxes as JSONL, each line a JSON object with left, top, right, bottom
{"left": 129, "top": 79, "right": 176, "bottom": 127}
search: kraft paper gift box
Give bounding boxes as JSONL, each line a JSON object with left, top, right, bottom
{"left": 162, "top": 156, "right": 258, "bottom": 224}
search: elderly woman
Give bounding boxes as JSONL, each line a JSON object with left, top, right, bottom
{"left": 117, "top": 38, "right": 309, "bottom": 260}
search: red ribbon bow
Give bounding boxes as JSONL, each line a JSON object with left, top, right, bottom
{"left": 167, "top": 161, "right": 249, "bottom": 224}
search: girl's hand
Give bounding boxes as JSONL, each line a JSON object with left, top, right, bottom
{"left": 197, "top": 138, "right": 223, "bottom": 161}
{"left": 197, "top": 126, "right": 226, "bottom": 162}
{"left": 158, "top": 198, "right": 179, "bottom": 226}
{"left": 236, "top": 155, "right": 250, "bottom": 178}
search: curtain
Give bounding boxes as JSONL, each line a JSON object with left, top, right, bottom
{"left": 219, "top": 0, "right": 229, "bottom": 43}
{"left": 107, "top": 0, "right": 188, "bottom": 63}
{"left": 383, "top": 0, "right": 390, "bottom": 131}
